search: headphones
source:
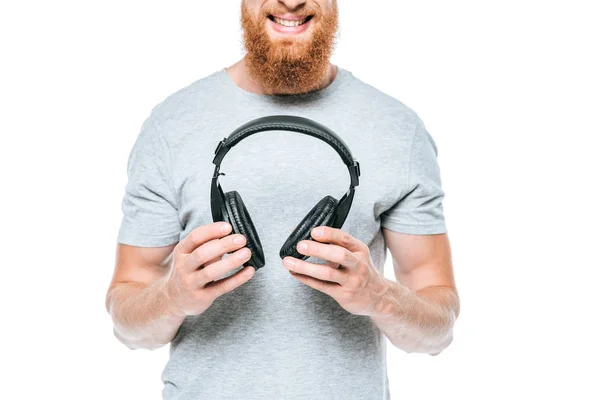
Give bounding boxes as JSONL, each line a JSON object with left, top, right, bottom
{"left": 210, "top": 115, "right": 361, "bottom": 270}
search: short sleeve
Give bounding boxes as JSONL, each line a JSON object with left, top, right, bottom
{"left": 380, "top": 117, "right": 447, "bottom": 234}
{"left": 116, "top": 117, "right": 182, "bottom": 247}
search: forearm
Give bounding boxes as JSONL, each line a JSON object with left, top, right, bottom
{"left": 106, "top": 276, "right": 185, "bottom": 350}
{"left": 369, "top": 279, "right": 459, "bottom": 355}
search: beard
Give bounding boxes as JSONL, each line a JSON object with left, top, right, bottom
{"left": 240, "top": 1, "right": 339, "bottom": 95}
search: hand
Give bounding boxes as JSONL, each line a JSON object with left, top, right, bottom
{"left": 162, "top": 222, "right": 255, "bottom": 317}
{"left": 282, "top": 226, "right": 390, "bottom": 316}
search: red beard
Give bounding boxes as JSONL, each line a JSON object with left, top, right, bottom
{"left": 240, "top": 1, "right": 339, "bottom": 95}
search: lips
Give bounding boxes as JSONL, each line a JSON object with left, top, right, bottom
{"left": 267, "top": 14, "right": 314, "bottom": 27}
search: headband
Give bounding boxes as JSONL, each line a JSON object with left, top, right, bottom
{"left": 212, "top": 115, "right": 361, "bottom": 187}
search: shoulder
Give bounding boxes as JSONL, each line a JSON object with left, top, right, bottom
{"left": 143, "top": 69, "right": 224, "bottom": 136}
{"left": 339, "top": 67, "right": 422, "bottom": 132}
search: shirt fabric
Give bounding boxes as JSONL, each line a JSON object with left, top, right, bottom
{"left": 116, "top": 66, "right": 447, "bottom": 400}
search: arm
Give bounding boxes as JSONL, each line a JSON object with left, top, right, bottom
{"left": 371, "top": 114, "right": 458, "bottom": 354}
{"left": 105, "top": 242, "right": 184, "bottom": 351}
{"left": 369, "top": 230, "right": 459, "bottom": 355}
{"left": 107, "top": 114, "right": 187, "bottom": 350}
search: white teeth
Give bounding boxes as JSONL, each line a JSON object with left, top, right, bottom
{"left": 273, "top": 16, "right": 308, "bottom": 27}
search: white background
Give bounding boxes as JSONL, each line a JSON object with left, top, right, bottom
{"left": 1, "top": 1, "right": 599, "bottom": 399}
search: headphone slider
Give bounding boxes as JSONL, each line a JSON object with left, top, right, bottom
{"left": 213, "top": 138, "right": 230, "bottom": 165}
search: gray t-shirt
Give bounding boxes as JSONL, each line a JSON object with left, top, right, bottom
{"left": 116, "top": 66, "right": 447, "bottom": 400}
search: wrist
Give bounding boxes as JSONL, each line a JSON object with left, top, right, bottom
{"left": 369, "top": 279, "right": 409, "bottom": 319}
{"left": 368, "top": 278, "right": 393, "bottom": 318}
{"left": 157, "top": 276, "right": 187, "bottom": 320}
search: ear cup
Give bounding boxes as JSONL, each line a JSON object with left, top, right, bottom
{"left": 223, "top": 190, "right": 265, "bottom": 270}
{"left": 279, "top": 195, "right": 339, "bottom": 260}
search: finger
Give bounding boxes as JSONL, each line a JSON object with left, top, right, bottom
{"left": 195, "top": 246, "right": 252, "bottom": 287}
{"left": 282, "top": 257, "right": 346, "bottom": 284}
{"left": 288, "top": 270, "right": 340, "bottom": 297}
{"left": 201, "top": 256, "right": 222, "bottom": 269}
{"left": 184, "top": 233, "right": 247, "bottom": 271}
{"left": 296, "top": 240, "right": 360, "bottom": 269}
{"left": 310, "top": 226, "right": 366, "bottom": 253}
{"left": 176, "top": 222, "right": 232, "bottom": 254}
{"left": 204, "top": 266, "right": 255, "bottom": 299}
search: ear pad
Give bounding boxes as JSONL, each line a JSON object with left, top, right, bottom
{"left": 223, "top": 190, "right": 265, "bottom": 270}
{"left": 279, "top": 195, "right": 339, "bottom": 260}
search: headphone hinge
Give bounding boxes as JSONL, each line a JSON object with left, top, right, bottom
{"left": 348, "top": 161, "right": 360, "bottom": 187}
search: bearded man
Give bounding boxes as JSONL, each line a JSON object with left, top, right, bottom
{"left": 106, "top": 1, "right": 460, "bottom": 399}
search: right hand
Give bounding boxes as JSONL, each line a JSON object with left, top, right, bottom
{"left": 162, "top": 221, "right": 255, "bottom": 317}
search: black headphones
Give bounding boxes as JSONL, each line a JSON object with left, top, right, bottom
{"left": 210, "top": 115, "right": 361, "bottom": 270}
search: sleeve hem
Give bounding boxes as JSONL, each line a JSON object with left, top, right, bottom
{"left": 117, "top": 231, "right": 180, "bottom": 247}
{"left": 380, "top": 221, "right": 447, "bottom": 235}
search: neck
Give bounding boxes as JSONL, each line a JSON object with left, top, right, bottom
{"left": 226, "top": 58, "right": 337, "bottom": 96}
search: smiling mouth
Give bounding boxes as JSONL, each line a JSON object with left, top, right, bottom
{"left": 267, "top": 15, "right": 314, "bottom": 27}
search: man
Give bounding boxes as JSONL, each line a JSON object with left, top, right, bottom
{"left": 106, "top": 0, "right": 460, "bottom": 399}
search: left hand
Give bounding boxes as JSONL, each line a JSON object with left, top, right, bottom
{"left": 282, "top": 226, "right": 390, "bottom": 316}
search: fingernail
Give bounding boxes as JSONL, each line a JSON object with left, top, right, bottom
{"left": 234, "top": 235, "right": 245, "bottom": 244}
{"left": 238, "top": 248, "right": 250, "bottom": 259}
{"left": 221, "top": 222, "right": 231, "bottom": 232}
{"left": 297, "top": 241, "right": 308, "bottom": 251}
{"left": 312, "top": 227, "right": 323, "bottom": 237}
{"left": 283, "top": 258, "right": 295, "bottom": 268}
